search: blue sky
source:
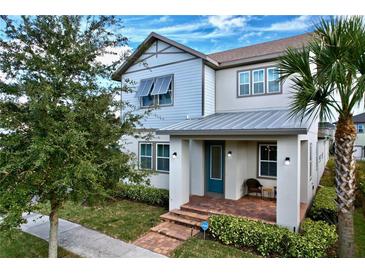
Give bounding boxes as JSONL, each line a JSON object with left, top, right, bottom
{"left": 121, "top": 15, "right": 328, "bottom": 53}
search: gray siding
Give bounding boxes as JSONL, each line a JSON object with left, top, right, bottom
{"left": 204, "top": 65, "right": 215, "bottom": 116}
{"left": 215, "top": 60, "right": 295, "bottom": 113}
{"left": 121, "top": 40, "right": 203, "bottom": 129}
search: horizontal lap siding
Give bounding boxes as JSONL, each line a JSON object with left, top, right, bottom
{"left": 122, "top": 57, "right": 203, "bottom": 129}
{"left": 215, "top": 60, "right": 294, "bottom": 113}
{"left": 204, "top": 65, "right": 215, "bottom": 116}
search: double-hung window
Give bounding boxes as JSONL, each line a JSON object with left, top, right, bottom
{"left": 253, "top": 69, "right": 265, "bottom": 95}
{"left": 156, "top": 143, "right": 170, "bottom": 172}
{"left": 151, "top": 75, "right": 173, "bottom": 106}
{"left": 238, "top": 71, "right": 250, "bottom": 96}
{"left": 139, "top": 143, "right": 152, "bottom": 170}
{"left": 357, "top": 123, "right": 364, "bottom": 134}
{"left": 267, "top": 67, "right": 280, "bottom": 93}
{"left": 137, "top": 78, "right": 155, "bottom": 107}
{"left": 137, "top": 75, "right": 173, "bottom": 107}
{"left": 259, "top": 144, "right": 277, "bottom": 178}
{"left": 237, "top": 67, "right": 281, "bottom": 96}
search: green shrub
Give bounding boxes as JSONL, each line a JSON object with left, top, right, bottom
{"left": 111, "top": 183, "right": 169, "bottom": 208}
{"left": 308, "top": 186, "right": 338, "bottom": 224}
{"left": 209, "top": 215, "right": 337, "bottom": 258}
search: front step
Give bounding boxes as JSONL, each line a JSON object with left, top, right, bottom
{"left": 181, "top": 204, "right": 221, "bottom": 216}
{"left": 170, "top": 209, "right": 209, "bottom": 222}
{"left": 151, "top": 222, "right": 200, "bottom": 241}
{"left": 160, "top": 212, "right": 201, "bottom": 228}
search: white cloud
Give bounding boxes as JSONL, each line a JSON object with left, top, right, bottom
{"left": 208, "top": 16, "right": 248, "bottom": 31}
{"left": 156, "top": 21, "right": 207, "bottom": 34}
{"left": 96, "top": 45, "right": 132, "bottom": 66}
{"left": 124, "top": 16, "right": 253, "bottom": 45}
{"left": 259, "top": 16, "right": 313, "bottom": 32}
{"left": 238, "top": 31, "right": 263, "bottom": 42}
{"left": 156, "top": 16, "right": 171, "bottom": 23}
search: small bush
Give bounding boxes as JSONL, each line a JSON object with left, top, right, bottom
{"left": 308, "top": 186, "right": 338, "bottom": 224}
{"left": 111, "top": 183, "right": 169, "bottom": 208}
{"left": 209, "top": 215, "right": 337, "bottom": 258}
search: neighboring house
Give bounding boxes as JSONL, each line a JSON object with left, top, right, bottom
{"left": 353, "top": 112, "right": 365, "bottom": 159}
{"left": 112, "top": 32, "right": 333, "bottom": 231}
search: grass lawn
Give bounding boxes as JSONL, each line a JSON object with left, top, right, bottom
{"left": 172, "top": 235, "right": 258, "bottom": 258}
{"left": 38, "top": 199, "right": 166, "bottom": 242}
{"left": 354, "top": 208, "right": 365, "bottom": 257}
{"left": 0, "top": 230, "right": 77, "bottom": 258}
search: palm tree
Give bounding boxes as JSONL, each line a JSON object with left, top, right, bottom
{"left": 279, "top": 16, "right": 365, "bottom": 257}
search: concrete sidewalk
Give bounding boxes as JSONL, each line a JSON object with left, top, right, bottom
{"left": 20, "top": 212, "right": 165, "bottom": 258}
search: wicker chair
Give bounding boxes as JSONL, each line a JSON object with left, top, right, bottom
{"left": 244, "top": 178, "right": 263, "bottom": 197}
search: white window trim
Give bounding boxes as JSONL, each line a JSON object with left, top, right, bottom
{"left": 140, "top": 94, "right": 155, "bottom": 108}
{"left": 139, "top": 74, "right": 174, "bottom": 108}
{"left": 139, "top": 142, "right": 153, "bottom": 170}
{"left": 156, "top": 81, "right": 173, "bottom": 106}
{"left": 258, "top": 144, "right": 277, "bottom": 178}
{"left": 267, "top": 67, "right": 281, "bottom": 94}
{"left": 155, "top": 143, "right": 170, "bottom": 173}
{"left": 210, "top": 145, "right": 223, "bottom": 180}
{"left": 252, "top": 69, "right": 265, "bottom": 95}
{"left": 357, "top": 124, "right": 364, "bottom": 134}
{"left": 238, "top": 71, "right": 250, "bottom": 96}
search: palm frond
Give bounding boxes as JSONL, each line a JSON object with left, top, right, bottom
{"left": 279, "top": 46, "right": 336, "bottom": 122}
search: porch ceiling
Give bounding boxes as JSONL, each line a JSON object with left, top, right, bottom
{"left": 156, "top": 109, "right": 310, "bottom": 136}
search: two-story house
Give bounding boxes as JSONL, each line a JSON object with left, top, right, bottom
{"left": 112, "top": 32, "right": 332, "bottom": 231}
{"left": 353, "top": 112, "right": 365, "bottom": 159}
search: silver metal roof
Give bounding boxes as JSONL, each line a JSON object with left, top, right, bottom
{"left": 156, "top": 109, "right": 310, "bottom": 136}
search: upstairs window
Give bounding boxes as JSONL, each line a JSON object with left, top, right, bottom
{"left": 238, "top": 71, "right": 250, "bottom": 96}
{"left": 267, "top": 67, "right": 280, "bottom": 93}
{"left": 253, "top": 69, "right": 265, "bottom": 95}
{"left": 237, "top": 67, "right": 281, "bottom": 97}
{"left": 138, "top": 75, "right": 173, "bottom": 108}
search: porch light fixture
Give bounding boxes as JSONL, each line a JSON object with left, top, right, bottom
{"left": 172, "top": 152, "right": 177, "bottom": 159}
{"left": 227, "top": 151, "right": 232, "bottom": 158}
{"left": 284, "top": 157, "right": 290, "bottom": 166}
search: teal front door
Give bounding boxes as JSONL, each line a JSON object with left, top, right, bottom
{"left": 205, "top": 141, "right": 224, "bottom": 193}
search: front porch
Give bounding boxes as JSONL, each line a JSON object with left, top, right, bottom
{"left": 158, "top": 110, "right": 314, "bottom": 231}
{"left": 182, "top": 195, "right": 308, "bottom": 224}
{"left": 168, "top": 135, "right": 311, "bottom": 231}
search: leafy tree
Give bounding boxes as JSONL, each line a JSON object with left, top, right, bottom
{"left": 0, "top": 16, "right": 148, "bottom": 258}
{"left": 279, "top": 16, "right": 365, "bottom": 257}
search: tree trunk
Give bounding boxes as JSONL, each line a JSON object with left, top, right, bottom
{"left": 48, "top": 198, "right": 59, "bottom": 258}
{"left": 335, "top": 116, "right": 356, "bottom": 257}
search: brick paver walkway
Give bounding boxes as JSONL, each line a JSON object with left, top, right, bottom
{"left": 134, "top": 195, "right": 308, "bottom": 256}
{"left": 134, "top": 231, "right": 183, "bottom": 256}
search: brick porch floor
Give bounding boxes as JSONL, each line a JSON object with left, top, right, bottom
{"left": 183, "top": 195, "right": 308, "bottom": 224}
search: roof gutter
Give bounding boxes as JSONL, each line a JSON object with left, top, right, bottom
{"left": 156, "top": 128, "right": 308, "bottom": 136}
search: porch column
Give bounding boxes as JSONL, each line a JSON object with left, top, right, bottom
{"left": 169, "top": 136, "right": 190, "bottom": 210}
{"left": 277, "top": 136, "right": 301, "bottom": 232}
{"left": 300, "top": 141, "right": 309, "bottom": 204}
{"left": 190, "top": 140, "right": 204, "bottom": 196}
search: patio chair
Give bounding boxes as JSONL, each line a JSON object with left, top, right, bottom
{"left": 244, "top": 178, "right": 263, "bottom": 198}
